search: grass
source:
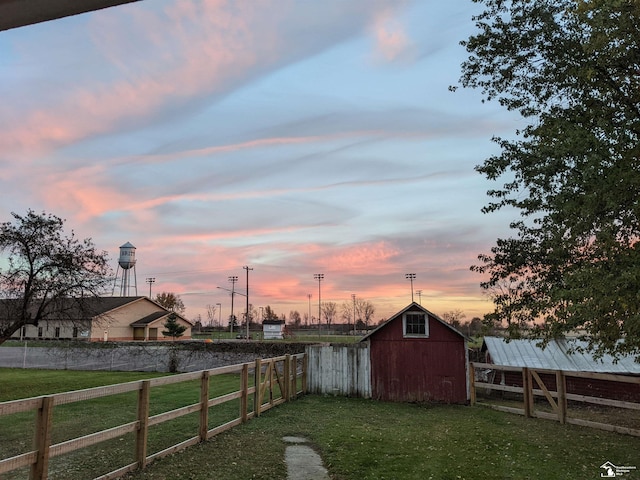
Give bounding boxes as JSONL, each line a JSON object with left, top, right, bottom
{"left": 121, "top": 395, "right": 640, "bottom": 480}
{"left": 2, "top": 368, "right": 639, "bottom": 479}
{"left": 0, "top": 368, "right": 246, "bottom": 480}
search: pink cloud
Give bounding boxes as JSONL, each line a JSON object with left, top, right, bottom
{"left": 370, "top": 8, "right": 415, "bottom": 63}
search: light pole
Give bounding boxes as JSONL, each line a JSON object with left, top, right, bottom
{"left": 307, "top": 294, "right": 312, "bottom": 327}
{"left": 260, "top": 306, "right": 264, "bottom": 321}
{"left": 216, "top": 303, "right": 221, "bottom": 328}
{"left": 405, "top": 273, "right": 416, "bottom": 303}
{"left": 314, "top": 273, "right": 324, "bottom": 336}
{"left": 243, "top": 266, "right": 253, "bottom": 340}
{"left": 145, "top": 277, "right": 156, "bottom": 298}
{"left": 228, "top": 276, "right": 238, "bottom": 333}
{"left": 415, "top": 289, "right": 422, "bottom": 305}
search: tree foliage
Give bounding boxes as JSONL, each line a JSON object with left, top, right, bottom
{"left": 155, "top": 292, "right": 185, "bottom": 314}
{"left": 0, "top": 210, "right": 111, "bottom": 344}
{"left": 162, "top": 313, "right": 186, "bottom": 341}
{"left": 458, "top": 0, "right": 640, "bottom": 357}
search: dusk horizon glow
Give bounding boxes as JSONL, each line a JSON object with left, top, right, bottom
{"left": 1, "top": 1, "right": 523, "bottom": 324}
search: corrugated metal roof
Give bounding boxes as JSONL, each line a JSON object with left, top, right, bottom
{"left": 483, "top": 336, "right": 640, "bottom": 374}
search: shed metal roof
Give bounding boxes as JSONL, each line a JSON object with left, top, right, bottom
{"left": 482, "top": 336, "right": 640, "bottom": 374}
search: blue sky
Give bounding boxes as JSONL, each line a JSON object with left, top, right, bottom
{"left": 0, "top": 0, "right": 522, "bottom": 324}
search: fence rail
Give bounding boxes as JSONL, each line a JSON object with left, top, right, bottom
{"left": 469, "top": 361, "right": 640, "bottom": 437}
{"left": 0, "top": 353, "right": 306, "bottom": 480}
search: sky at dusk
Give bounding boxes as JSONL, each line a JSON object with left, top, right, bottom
{"left": 0, "top": 0, "right": 524, "bottom": 324}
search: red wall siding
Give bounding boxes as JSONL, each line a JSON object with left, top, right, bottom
{"left": 369, "top": 311, "right": 467, "bottom": 403}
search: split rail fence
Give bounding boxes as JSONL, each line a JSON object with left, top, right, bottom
{"left": 0, "top": 353, "right": 306, "bottom": 480}
{"left": 469, "top": 362, "right": 640, "bottom": 436}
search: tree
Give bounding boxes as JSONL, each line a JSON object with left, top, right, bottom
{"left": 192, "top": 314, "right": 202, "bottom": 333}
{"left": 321, "top": 301, "right": 337, "bottom": 327}
{"left": 206, "top": 304, "right": 218, "bottom": 328}
{"left": 289, "top": 310, "right": 302, "bottom": 328}
{"left": 155, "top": 292, "right": 185, "bottom": 314}
{"left": 0, "top": 210, "right": 111, "bottom": 345}
{"left": 263, "top": 305, "right": 279, "bottom": 322}
{"left": 162, "top": 313, "right": 186, "bottom": 341}
{"left": 355, "top": 298, "right": 375, "bottom": 328}
{"left": 457, "top": 0, "right": 640, "bottom": 358}
{"left": 442, "top": 309, "right": 466, "bottom": 331}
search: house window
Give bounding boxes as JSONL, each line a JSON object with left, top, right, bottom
{"left": 38, "top": 327, "right": 43, "bottom": 338}
{"left": 403, "top": 312, "right": 428, "bottom": 337}
{"left": 54, "top": 327, "right": 61, "bottom": 338}
{"left": 72, "top": 327, "right": 78, "bottom": 338}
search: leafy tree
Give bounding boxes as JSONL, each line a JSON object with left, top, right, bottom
{"left": 162, "top": 313, "right": 186, "bottom": 341}
{"left": 0, "top": 210, "right": 111, "bottom": 345}
{"left": 155, "top": 292, "right": 185, "bottom": 314}
{"left": 467, "top": 317, "right": 485, "bottom": 337}
{"left": 457, "top": 0, "right": 640, "bottom": 358}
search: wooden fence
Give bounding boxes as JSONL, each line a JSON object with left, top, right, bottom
{"left": 0, "top": 353, "right": 306, "bottom": 480}
{"left": 306, "top": 344, "right": 371, "bottom": 398}
{"left": 469, "top": 362, "right": 640, "bottom": 436}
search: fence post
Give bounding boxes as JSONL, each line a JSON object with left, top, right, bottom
{"left": 135, "top": 381, "right": 151, "bottom": 470}
{"left": 469, "top": 362, "right": 476, "bottom": 406}
{"left": 556, "top": 370, "right": 567, "bottom": 424}
{"left": 291, "top": 355, "right": 297, "bottom": 399}
{"left": 522, "top": 367, "right": 532, "bottom": 418}
{"left": 284, "top": 355, "right": 291, "bottom": 401}
{"left": 254, "top": 358, "right": 262, "bottom": 417}
{"left": 30, "top": 396, "right": 54, "bottom": 480}
{"left": 199, "top": 371, "right": 210, "bottom": 441}
{"left": 269, "top": 360, "right": 275, "bottom": 406}
{"left": 241, "top": 364, "right": 248, "bottom": 422}
{"left": 302, "top": 353, "right": 307, "bottom": 394}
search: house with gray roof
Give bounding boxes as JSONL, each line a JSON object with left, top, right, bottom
{"left": 8, "top": 297, "right": 192, "bottom": 342}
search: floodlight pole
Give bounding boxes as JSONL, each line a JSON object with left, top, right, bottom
{"left": 314, "top": 273, "right": 324, "bottom": 336}
{"left": 405, "top": 273, "right": 416, "bottom": 303}
{"left": 145, "top": 277, "right": 156, "bottom": 298}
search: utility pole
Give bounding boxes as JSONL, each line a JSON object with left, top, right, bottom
{"left": 415, "top": 289, "right": 422, "bottom": 305}
{"left": 243, "top": 266, "right": 253, "bottom": 340}
{"left": 405, "top": 273, "right": 416, "bottom": 303}
{"left": 145, "top": 277, "right": 155, "bottom": 298}
{"left": 314, "top": 273, "right": 324, "bottom": 336}
{"left": 307, "top": 294, "right": 312, "bottom": 327}
{"left": 228, "top": 276, "right": 238, "bottom": 334}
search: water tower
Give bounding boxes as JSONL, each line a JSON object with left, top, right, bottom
{"left": 113, "top": 242, "right": 138, "bottom": 296}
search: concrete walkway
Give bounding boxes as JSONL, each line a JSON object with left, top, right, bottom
{"left": 283, "top": 436, "right": 330, "bottom": 480}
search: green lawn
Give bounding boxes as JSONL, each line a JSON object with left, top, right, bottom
{"left": 2, "top": 368, "right": 639, "bottom": 479}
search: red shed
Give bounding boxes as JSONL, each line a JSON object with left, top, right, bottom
{"left": 360, "top": 303, "right": 468, "bottom": 403}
